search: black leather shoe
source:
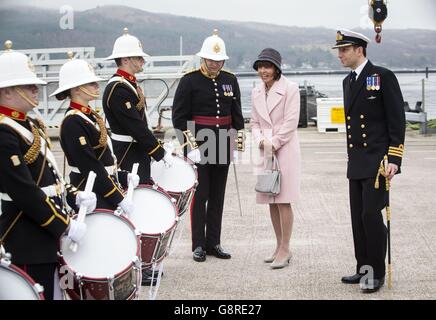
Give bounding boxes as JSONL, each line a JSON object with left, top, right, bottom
{"left": 141, "top": 272, "right": 158, "bottom": 286}
{"left": 207, "top": 244, "right": 231, "bottom": 259}
{"left": 193, "top": 246, "right": 206, "bottom": 262}
{"left": 341, "top": 273, "right": 364, "bottom": 284}
{"left": 360, "top": 277, "right": 385, "bottom": 293}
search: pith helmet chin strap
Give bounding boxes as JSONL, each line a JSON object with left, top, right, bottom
{"left": 79, "top": 86, "right": 100, "bottom": 98}
{"left": 14, "top": 87, "right": 38, "bottom": 108}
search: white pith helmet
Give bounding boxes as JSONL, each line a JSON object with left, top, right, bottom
{"left": 196, "top": 29, "right": 229, "bottom": 61}
{"left": 104, "top": 27, "right": 150, "bottom": 60}
{"left": 50, "top": 52, "right": 103, "bottom": 97}
{"left": 0, "top": 40, "right": 46, "bottom": 89}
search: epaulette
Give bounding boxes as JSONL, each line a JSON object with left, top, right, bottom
{"left": 183, "top": 68, "right": 199, "bottom": 75}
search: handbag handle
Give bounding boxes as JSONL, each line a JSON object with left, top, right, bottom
{"left": 266, "top": 154, "right": 280, "bottom": 171}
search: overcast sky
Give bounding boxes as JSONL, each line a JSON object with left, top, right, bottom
{"left": 2, "top": 0, "right": 436, "bottom": 30}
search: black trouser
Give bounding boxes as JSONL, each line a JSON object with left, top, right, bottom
{"left": 191, "top": 164, "right": 229, "bottom": 251}
{"left": 16, "top": 263, "right": 57, "bottom": 300}
{"left": 349, "top": 177, "right": 388, "bottom": 279}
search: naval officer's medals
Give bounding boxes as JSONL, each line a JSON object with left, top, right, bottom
{"left": 222, "top": 84, "right": 234, "bottom": 96}
{"left": 366, "top": 74, "right": 380, "bottom": 91}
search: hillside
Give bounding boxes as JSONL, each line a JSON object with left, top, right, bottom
{"left": 1, "top": 5, "right": 435, "bottom": 70}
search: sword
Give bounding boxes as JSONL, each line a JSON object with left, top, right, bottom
{"left": 383, "top": 155, "right": 392, "bottom": 289}
{"left": 232, "top": 162, "right": 243, "bottom": 217}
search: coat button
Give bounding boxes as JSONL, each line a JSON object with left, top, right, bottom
{"left": 217, "top": 110, "right": 220, "bottom": 114}
{"left": 363, "top": 143, "right": 368, "bottom": 147}
{"left": 216, "top": 93, "right": 219, "bottom": 97}
{"left": 216, "top": 124, "right": 219, "bottom": 128}
{"left": 360, "top": 115, "right": 364, "bottom": 119}
{"left": 216, "top": 116, "right": 219, "bottom": 119}
{"left": 347, "top": 116, "right": 351, "bottom": 120}
{"left": 362, "top": 133, "right": 367, "bottom": 138}
{"left": 361, "top": 124, "right": 365, "bottom": 128}
{"left": 349, "top": 144, "right": 353, "bottom": 148}
{"left": 347, "top": 125, "right": 351, "bottom": 129}
{"left": 348, "top": 135, "right": 351, "bottom": 139}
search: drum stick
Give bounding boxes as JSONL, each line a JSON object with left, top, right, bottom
{"left": 70, "top": 171, "right": 96, "bottom": 252}
{"left": 126, "top": 163, "right": 139, "bottom": 203}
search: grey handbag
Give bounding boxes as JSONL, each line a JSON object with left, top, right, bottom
{"left": 255, "top": 154, "right": 281, "bottom": 196}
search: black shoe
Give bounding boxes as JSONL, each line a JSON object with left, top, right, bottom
{"left": 341, "top": 273, "right": 364, "bottom": 284}
{"left": 206, "top": 244, "right": 231, "bottom": 259}
{"left": 141, "top": 273, "right": 158, "bottom": 286}
{"left": 144, "top": 268, "right": 163, "bottom": 278}
{"left": 360, "top": 277, "right": 385, "bottom": 293}
{"left": 193, "top": 246, "right": 206, "bottom": 262}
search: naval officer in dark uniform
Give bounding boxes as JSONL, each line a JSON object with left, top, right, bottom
{"left": 172, "top": 30, "right": 245, "bottom": 262}
{"left": 103, "top": 28, "right": 172, "bottom": 185}
{"left": 0, "top": 41, "right": 95, "bottom": 300}
{"left": 333, "top": 29, "right": 405, "bottom": 293}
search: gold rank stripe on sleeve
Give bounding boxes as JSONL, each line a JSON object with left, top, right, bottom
{"left": 148, "top": 143, "right": 161, "bottom": 156}
{"left": 103, "top": 177, "right": 123, "bottom": 198}
{"left": 388, "top": 146, "right": 404, "bottom": 158}
{"left": 41, "top": 197, "right": 70, "bottom": 227}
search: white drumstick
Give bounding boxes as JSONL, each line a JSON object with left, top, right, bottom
{"left": 126, "top": 163, "right": 139, "bottom": 203}
{"left": 70, "top": 171, "right": 96, "bottom": 252}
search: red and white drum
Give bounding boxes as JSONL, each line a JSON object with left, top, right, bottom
{"left": 151, "top": 155, "right": 198, "bottom": 216}
{"left": 0, "top": 253, "right": 45, "bottom": 300}
{"left": 59, "top": 210, "right": 141, "bottom": 300}
{"left": 129, "top": 185, "right": 178, "bottom": 266}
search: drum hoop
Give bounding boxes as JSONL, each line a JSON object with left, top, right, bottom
{"left": 58, "top": 210, "right": 141, "bottom": 281}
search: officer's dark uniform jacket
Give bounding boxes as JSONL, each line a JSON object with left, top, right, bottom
{"left": 102, "top": 69, "right": 165, "bottom": 183}
{"left": 0, "top": 106, "right": 78, "bottom": 265}
{"left": 343, "top": 60, "right": 405, "bottom": 179}
{"left": 172, "top": 68, "right": 245, "bottom": 164}
{"left": 60, "top": 102, "right": 128, "bottom": 209}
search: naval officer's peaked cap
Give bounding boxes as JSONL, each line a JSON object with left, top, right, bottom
{"left": 332, "top": 29, "right": 371, "bottom": 49}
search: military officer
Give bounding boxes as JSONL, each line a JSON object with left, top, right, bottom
{"left": 172, "top": 30, "right": 245, "bottom": 262}
{"left": 103, "top": 28, "right": 173, "bottom": 186}
{"left": 103, "top": 28, "right": 173, "bottom": 286}
{"left": 52, "top": 54, "right": 139, "bottom": 214}
{"left": 333, "top": 29, "right": 405, "bottom": 293}
{"left": 0, "top": 41, "right": 95, "bottom": 300}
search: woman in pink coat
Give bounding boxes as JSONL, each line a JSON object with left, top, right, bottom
{"left": 250, "top": 48, "right": 301, "bottom": 269}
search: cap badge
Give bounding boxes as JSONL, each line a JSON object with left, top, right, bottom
{"left": 336, "top": 31, "right": 344, "bottom": 41}
{"left": 213, "top": 43, "right": 221, "bottom": 53}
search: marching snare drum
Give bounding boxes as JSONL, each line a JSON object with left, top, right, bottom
{"left": 151, "top": 155, "right": 197, "bottom": 216}
{"left": 129, "top": 185, "right": 178, "bottom": 266}
{"left": 0, "top": 253, "right": 45, "bottom": 300}
{"left": 59, "top": 210, "right": 141, "bottom": 300}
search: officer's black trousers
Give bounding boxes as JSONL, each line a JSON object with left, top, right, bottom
{"left": 191, "top": 164, "right": 229, "bottom": 251}
{"left": 349, "top": 177, "right": 388, "bottom": 279}
{"left": 16, "top": 263, "right": 57, "bottom": 300}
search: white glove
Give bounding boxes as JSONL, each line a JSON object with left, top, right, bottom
{"left": 162, "top": 151, "right": 174, "bottom": 168}
{"left": 119, "top": 197, "right": 134, "bottom": 216}
{"left": 163, "top": 141, "right": 175, "bottom": 154}
{"left": 75, "top": 191, "right": 97, "bottom": 214}
{"left": 67, "top": 219, "right": 87, "bottom": 243}
{"left": 187, "top": 149, "right": 201, "bottom": 163}
{"left": 127, "top": 173, "right": 140, "bottom": 189}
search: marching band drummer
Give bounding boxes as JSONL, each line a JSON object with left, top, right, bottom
{"left": 102, "top": 28, "right": 173, "bottom": 185}
{"left": 0, "top": 41, "right": 96, "bottom": 300}
{"left": 102, "top": 28, "right": 173, "bottom": 287}
{"left": 51, "top": 53, "right": 139, "bottom": 215}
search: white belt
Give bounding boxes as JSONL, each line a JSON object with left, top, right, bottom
{"left": 70, "top": 166, "right": 115, "bottom": 176}
{"left": 111, "top": 133, "right": 137, "bottom": 143}
{"left": 1, "top": 184, "right": 64, "bottom": 202}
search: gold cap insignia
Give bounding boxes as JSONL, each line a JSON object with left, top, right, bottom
{"left": 79, "top": 136, "right": 87, "bottom": 145}
{"left": 12, "top": 111, "right": 20, "bottom": 118}
{"left": 336, "top": 31, "right": 344, "bottom": 41}
{"left": 125, "top": 102, "right": 132, "bottom": 109}
{"left": 213, "top": 43, "right": 221, "bottom": 53}
{"left": 10, "top": 155, "right": 21, "bottom": 166}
